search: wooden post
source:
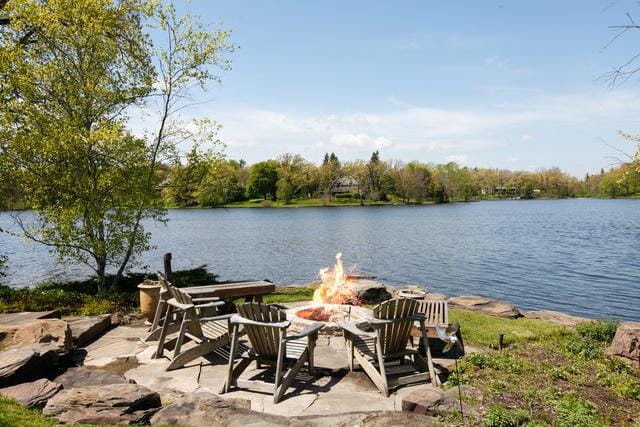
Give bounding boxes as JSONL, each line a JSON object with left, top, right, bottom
{"left": 164, "top": 253, "right": 172, "bottom": 282}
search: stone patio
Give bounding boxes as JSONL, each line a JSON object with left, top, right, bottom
{"left": 79, "top": 312, "right": 452, "bottom": 417}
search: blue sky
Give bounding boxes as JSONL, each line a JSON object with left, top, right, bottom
{"left": 169, "top": 0, "right": 640, "bottom": 177}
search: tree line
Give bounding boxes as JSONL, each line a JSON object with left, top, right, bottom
{"left": 149, "top": 150, "right": 640, "bottom": 207}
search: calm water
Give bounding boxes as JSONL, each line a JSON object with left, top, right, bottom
{"left": 1, "top": 199, "right": 639, "bottom": 321}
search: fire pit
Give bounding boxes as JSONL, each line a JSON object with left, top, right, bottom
{"left": 287, "top": 303, "right": 373, "bottom": 334}
{"left": 286, "top": 253, "right": 374, "bottom": 334}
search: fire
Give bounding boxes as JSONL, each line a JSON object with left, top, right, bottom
{"left": 312, "top": 253, "right": 360, "bottom": 306}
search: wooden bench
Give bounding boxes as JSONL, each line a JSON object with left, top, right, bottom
{"left": 183, "top": 280, "right": 275, "bottom": 302}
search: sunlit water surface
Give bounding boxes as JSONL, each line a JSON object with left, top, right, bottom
{"left": 1, "top": 199, "right": 639, "bottom": 320}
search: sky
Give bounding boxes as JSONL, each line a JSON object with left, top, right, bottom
{"left": 164, "top": 0, "right": 640, "bottom": 177}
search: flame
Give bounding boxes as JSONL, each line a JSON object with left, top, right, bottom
{"left": 312, "top": 253, "right": 360, "bottom": 305}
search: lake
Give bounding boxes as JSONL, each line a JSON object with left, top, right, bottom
{"left": 1, "top": 199, "right": 639, "bottom": 321}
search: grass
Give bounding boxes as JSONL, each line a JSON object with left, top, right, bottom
{"left": 448, "top": 314, "right": 640, "bottom": 426}
{"left": 223, "top": 197, "right": 394, "bottom": 208}
{"left": 0, "top": 397, "right": 56, "bottom": 427}
{"left": 449, "top": 308, "right": 571, "bottom": 348}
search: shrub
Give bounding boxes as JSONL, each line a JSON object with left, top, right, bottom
{"left": 562, "top": 334, "right": 603, "bottom": 360}
{"left": 484, "top": 404, "right": 529, "bottom": 427}
{"left": 334, "top": 192, "right": 356, "bottom": 199}
{"left": 555, "top": 394, "right": 603, "bottom": 427}
{"left": 576, "top": 321, "right": 618, "bottom": 344}
{"left": 596, "top": 358, "right": 640, "bottom": 400}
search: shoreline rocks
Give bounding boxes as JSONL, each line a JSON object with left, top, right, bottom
{"left": 448, "top": 295, "right": 522, "bottom": 318}
{"left": 607, "top": 321, "right": 640, "bottom": 365}
{"left": 522, "top": 310, "right": 590, "bottom": 327}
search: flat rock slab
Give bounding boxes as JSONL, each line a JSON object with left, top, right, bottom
{"left": 0, "top": 343, "right": 61, "bottom": 387}
{"left": 0, "top": 378, "right": 62, "bottom": 408}
{"left": 0, "top": 319, "right": 72, "bottom": 352}
{"left": 43, "top": 383, "right": 161, "bottom": 425}
{"left": 448, "top": 295, "right": 522, "bottom": 318}
{"left": 400, "top": 384, "right": 479, "bottom": 417}
{"left": 151, "top": 392, "right": 436, "bottom": 427}
{"left": 124, "top": 362, "right": 200, "bottom": 393}
{"left": 66, "top": 315, "right": 111, "bottom": 347}
{"left": 54, "top": 366, "right": 130, "bottom": 389}
{"left": 607, "top": 321, "right": 640, "bottom": 364}
{"left": 523, "top": 310, "right": 590, "bottom": 327}
{"left": 0, "top": 311, "right": 61, "bottom": 325}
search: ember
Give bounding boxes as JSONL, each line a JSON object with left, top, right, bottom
{"left": 296, "top": 306, "right": 334, "bottom": 322}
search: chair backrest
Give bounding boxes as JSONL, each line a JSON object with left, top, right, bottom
{"left": 373, "top": 298, "right": 418, "bottom": 356}
{"left": 237, "top": 302, "right": 287, "bottom": 359}
{"left": 417, "top": 299, "right": 448, "bottom": 327}
{"left": 156, "top": 271, "right": 177, "bottom": 300}
{"left": 159, "top": 276, "right": 204, "bottom": 337}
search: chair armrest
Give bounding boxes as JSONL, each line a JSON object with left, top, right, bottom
{"left": 194, "top": 301, "right": 226, "bottom": 309}
{"left": 339, "top": 321, "right": 375, "bottom": 338}
{"left": 167, "top": 298, "right": 194, "bottom": 311}
{"left": 192, "top": 297, "right": 221, "bottom": 303}
{"left": 200, "top": 313, "right": 236, "bottom": 322}
{"left": 367, "top": 315, "right": 425, "bottom": 327}
{"left": 284, "top": 322, "right": 324, "bottom": 341}
{"left": 230, "top": 315, "right": 290, "bottom": 329}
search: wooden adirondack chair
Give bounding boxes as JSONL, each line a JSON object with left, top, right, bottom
{"left": 414, "top": 299, "right": 464, "bottom": 357}
{"left": 418, "top": 299, "right": 449, "bottom": 327}
{"left": 155, "top": 283, "right": 237, "bottom": 371}
{"left": 221, "top": 302, "right": 323, "bottom": 404}
{"left": 340, "top": 298, "right": 439, "bottom": 397}
{"left": 145, "top": 272, "right": 221, "bottom": 342}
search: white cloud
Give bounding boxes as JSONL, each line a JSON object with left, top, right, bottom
{"left": 445, "top": 154, "right": 468, "bottom": 165}
{"left": 129, "top": 89, "right": 640, "bottom": 173}
{"left": 330, "top": 134, "right": 394, "bottom": 150}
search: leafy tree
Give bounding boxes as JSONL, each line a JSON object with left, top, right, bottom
{"left": 246, "top": 161, "right": 278, "bottom": 200}
{"left": 521, "top": 182, "right": 535, "bottom": 199}
{"left": 0, "top": 0, "right": 232, "bottom": 289}
{"left": 196, "top": 159, "right": 243, "bottom": 206}
{"left": 162, "top": 144, "right": 222, "bottom": 207}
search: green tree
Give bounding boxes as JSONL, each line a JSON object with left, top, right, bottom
{"left": 0, "top": 0, "right": 232, "bottom": 289}
{"left": 246, "top": 160, "right": 278, "bottom": 200}
{"left": 196, "top": 159, "right": 243, "bottom": 206}
{"left": 522, "top": 182, "right": 535, "bottom": 199}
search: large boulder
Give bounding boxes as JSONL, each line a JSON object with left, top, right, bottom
{"left": 523, "top": 310, "right": 590, "bottom": 327}
{"left": 53, "top": 366, "right": 131, "bottom": 389}
{"left": 0, "top": 319, "right": 72, "bottom": 352}
{"left": 0, "top": 378, "right": 62, "bottom": 408}
{"left": 350, "top": 279, "right": 393, "bottom": 304}
{"left": 400, "top": 385, "right": 479, "bottom": 417}
{"left": 43, "top": 383, "right": 161, "bottom": 425}
{"left": 151, "top": 392, "right": 436, "bottom": 426}
{"left": 448, "top": 295, "right": 521, "bottom": 318}
{"left": 607, "top": 321, "right": 640, "bottom": 364}
{"left": 0, "top": 343, "right": 60, "bottom": 387}
{"left": 66, "top": 315, "right": 111, "bottom": 347}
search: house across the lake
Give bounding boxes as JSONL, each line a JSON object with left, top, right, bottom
{"left": 329, "top": 176, "right": 360, "bottom": 196}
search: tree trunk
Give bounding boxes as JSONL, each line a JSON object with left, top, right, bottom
{"left": 96, "top": 259, "right": 107, "bottom": 292}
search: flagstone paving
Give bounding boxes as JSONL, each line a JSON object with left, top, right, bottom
{"left": 79, "top": 314, "right": 448, "bottom": 417}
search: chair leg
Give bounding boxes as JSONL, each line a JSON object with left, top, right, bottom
{"left": 273, "top": 329, "right": 287, "bottom": 403}
{"left": 154, "top": 305, "right": 173, "bottom": 359}
{"left": 308, "top": 334, "right": 316, "bottom": 376}
{"left": 375, "top": 336, "right": 389, "bottom": 397}
{"left": 173, "top": 314, "right": 189, "bottom": 360}
{"left": 419, "top": 320, "right": 440, "bottom": 386}
{"left": 346, "top": 334, "right": 354, "bottom": 372}
{"left": 222, "top": 324, "right": 240, "bottom": 394}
